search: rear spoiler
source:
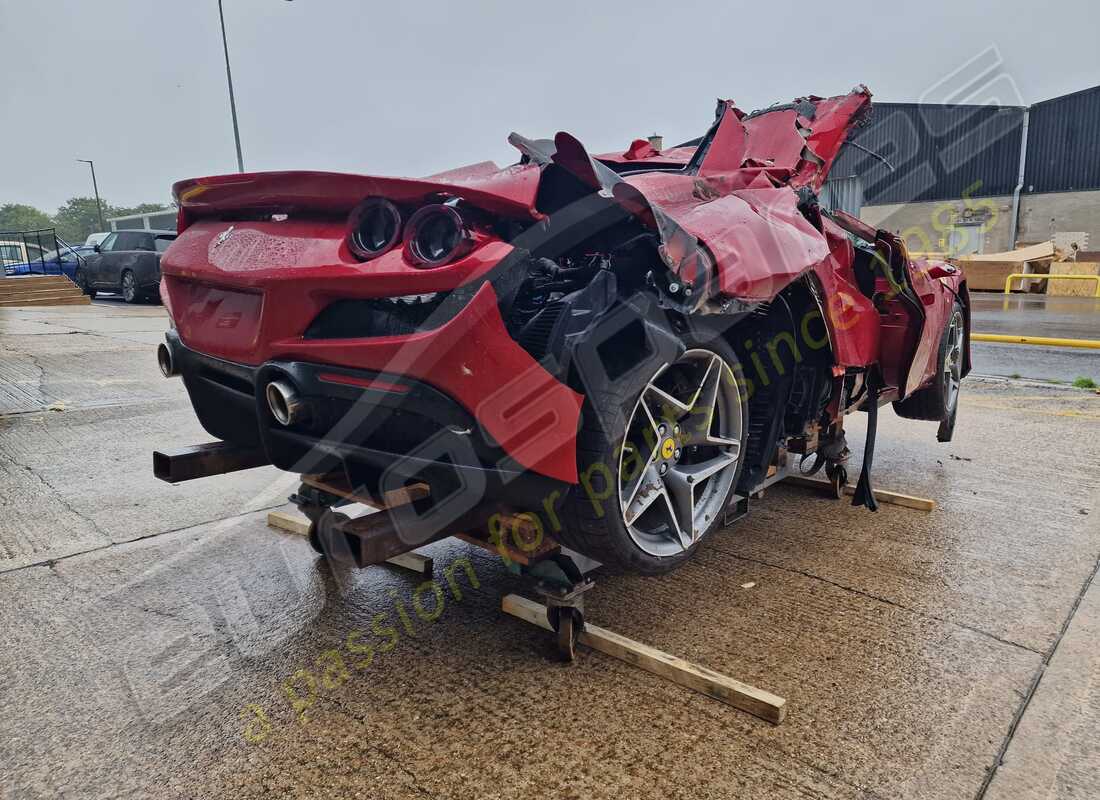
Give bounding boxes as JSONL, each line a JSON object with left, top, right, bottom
{"left": 172, "top": 167, "right": 543, "bottom": 225}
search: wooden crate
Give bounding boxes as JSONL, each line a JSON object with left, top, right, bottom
{"left": 1048, "top": 262, "right": 1100, "bottom": 297}
{"left": 958, "top": 260, "right": 1027, "bottom": 292}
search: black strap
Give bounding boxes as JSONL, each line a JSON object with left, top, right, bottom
{"left": 851, "top": 384, "right": 879, "bottom": 512}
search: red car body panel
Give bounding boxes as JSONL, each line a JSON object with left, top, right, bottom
{"left": 164, "top": 219, "right": 512, "bottom": 301}
{"left": 620, "top": 176, "right": 833, "bottom": 301}
{"left": 265, "top": 283, "right": 584, "bottom": 484}
{"left": 812, "top": 218, "right": 882, "bottom": 368}
{"left": 162, "top": 223, "right": 583, "bottom": 483}
{"left": 174, "top": 164, "right": 543, "bottom": 224}
{"left": 162, "top": 85, "right": 966, "bottom": 490}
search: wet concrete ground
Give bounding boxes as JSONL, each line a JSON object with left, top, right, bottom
{"left": 2, "top": 301, "right": 1099, "bottom": 799}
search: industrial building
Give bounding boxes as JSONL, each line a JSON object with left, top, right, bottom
{"left": 824, "top": 83, "right": 1100, "bottom": 257}
{"left": 106, "top": 208, "right": 177, "bottom": 232}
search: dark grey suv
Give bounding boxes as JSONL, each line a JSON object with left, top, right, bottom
{"left": 75, "top": 229, "right": 177, "bottom": 303}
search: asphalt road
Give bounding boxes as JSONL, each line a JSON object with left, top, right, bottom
{"left": 970, "top": 293, "right": 1100, "bottom": 340}
{"left": 1, "top": 302, "right": 1099, "bottom": 799}
{"left": 970, "top": 293, "right": 1100, "bottom": 383}
{"left": 972, "top": 341, "right": 1099, "bottom": 383}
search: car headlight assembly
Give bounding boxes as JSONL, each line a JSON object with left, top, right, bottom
{"left": 347, "top": 197, "right": 402, "bottom": 261}
{"left": 404, "top": 204, "right": 474, "bottom": 268}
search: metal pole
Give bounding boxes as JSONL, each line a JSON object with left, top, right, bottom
{"left": 77, "top": 159, "right": 105, "bottom": 231}
{"left": 218, "top": 0, "right": 245, "bottom": 173}
{"left": 1009, "top": 108, "right": 1030, "bottom": 250}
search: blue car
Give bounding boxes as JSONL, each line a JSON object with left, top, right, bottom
{"left": 4, "top": 246, "right": 96, "bottom": 279}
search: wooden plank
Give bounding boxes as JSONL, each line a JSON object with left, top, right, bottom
{"left": 502, "top": 594, "right": 787, "bottom": 725}
{"left": 0, "top": 295, "right": 90, "bottom": 307}
{"left": 302, "top": 473, "right": 429, "bottom": 509}
{"left": 454, "top": 532, "right": 547, "bottom": 566}
{"left": 267, "top": 510, "right": 310, "bottom": 536}
{"left": 783, "top": 475, "right": 935, "bottom": 512}
{"left": 267, "top": 508, "right": 434, "bottom": 574}
{"left": 384, "top": 550, "right": 434, "bottom": 577}
{"left": 455, "top": 511, "right": 560, "bottom": 567}
{"left": 0, "top": 276, "right": 76, "bottom": 289}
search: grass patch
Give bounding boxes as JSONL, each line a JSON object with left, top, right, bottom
{"left": 1072, "top": 376, "right": 1098, "bottom": 389}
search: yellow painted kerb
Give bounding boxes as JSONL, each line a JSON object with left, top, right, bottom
{"left": 972, "top": 333, "right": 1100, "bottom": 350}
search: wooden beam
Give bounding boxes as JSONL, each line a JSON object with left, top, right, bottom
{"left": 383, "top": 550, "right": 434, "bottom": 578}
{"left": 301, "top": 473, "right": 428, "bottom": 509}
{"left": 783, "top": 475, "right": 935, "bottom": 512}
{"left": 454, "top": 512, "right": 560, "bottom": 567}
{"left": 267, "top": 510, "right": 310, "bottom": 536}
{"left": 502, "top": 594, "right": 786, "bottom": 725}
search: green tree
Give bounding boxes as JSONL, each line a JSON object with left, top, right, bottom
{"left": 111, "top": 202, "right": 172, "bottom": 218}
{"left": 0, "top": 203, "right": 52, "bottom": 234}
{"left": 52, "top": 197, "right": 109, "bottom": 242}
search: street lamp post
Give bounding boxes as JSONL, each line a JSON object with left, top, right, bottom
{"left": 216, "top": 1, "right": 293, "bottom": 174}
{"left": 76, "top": 159, "right": 105, "bottom": 231}
{"left": 217, "top": 0, "right": 245, "bottom": 173}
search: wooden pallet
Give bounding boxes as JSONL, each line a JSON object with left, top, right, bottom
{"left": 0, "top": 276, "right": 90, "bottom": 307}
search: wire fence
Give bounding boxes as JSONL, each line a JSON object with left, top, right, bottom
{"left": 0, "top": 228, "right": 86, "bottom": 278}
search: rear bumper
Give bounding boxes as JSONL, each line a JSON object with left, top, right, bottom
{"left": 161, "top": 218, "right": 584, "bottom": 483}
{"left": 164, "top": 331, "right": 570, "bottom": 508}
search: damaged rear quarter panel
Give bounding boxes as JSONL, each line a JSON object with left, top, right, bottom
{"left": 600, "top": 87, "right": 873, "bottom": 308}
{"left": 621, "top": 173, "right": 831, "bottom": 303}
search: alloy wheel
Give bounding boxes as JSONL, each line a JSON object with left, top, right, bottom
{"left": 617, "top": 349, "right": 744, "bottom": 557}
{"left": 122, "top": 272, "right": 136, "bottom": 302}
{"left": 944, "top": 309, "right": 964, "bottom": 411}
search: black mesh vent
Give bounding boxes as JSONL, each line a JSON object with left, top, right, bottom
{"left": 516, "top": 301, "right": 565, "bottom": 361}
{"left": 304, "top": 284, "right": 477, "bottom": 339}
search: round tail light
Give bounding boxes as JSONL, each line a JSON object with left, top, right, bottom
{"left": 404, "top": 205, "right": 474, "bottom": 268}
{"left": 348, "top": 197, "right": 402, "bottom": 260}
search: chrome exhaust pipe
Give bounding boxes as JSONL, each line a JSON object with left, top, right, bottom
{"left": 266, "top": 379, "right": 311, "bottom": 426}
{"left": 156, "top": 342, "right": 178, "bottom": 377}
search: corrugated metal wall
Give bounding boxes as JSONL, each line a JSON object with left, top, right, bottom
{"left": 830, "top": 103, "right": 1025, "bottom": 205}
{"left": 819, "top": 176, "right": 864, "bottom": 216}
{"left": 1024, "top": 85, "right": 1100, "bottom": 194}
{"left": 831, "top": 87, "right": 1100, "bottom": 206}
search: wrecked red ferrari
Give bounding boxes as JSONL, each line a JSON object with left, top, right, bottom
{"left": 155, "top": 86, "right": 969, "bottom": 574}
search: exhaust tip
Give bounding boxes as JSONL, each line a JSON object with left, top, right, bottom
{"left": 157, "top": 343, "right": 177, "bottom": 377}
{"left": 266, "top": 379, "right": 309, "bottom": 426}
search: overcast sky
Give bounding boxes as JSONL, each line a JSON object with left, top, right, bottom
{"left": 2, "top": 0, "right": 1098, "bottom": 214}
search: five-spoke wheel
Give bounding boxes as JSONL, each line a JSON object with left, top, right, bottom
{"left": 617, "top": 349, "right": 744, "bottom": 559}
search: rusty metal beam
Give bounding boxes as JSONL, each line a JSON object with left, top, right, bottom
{"left": 153, "top": 441, "right": 270, "bottom": 483}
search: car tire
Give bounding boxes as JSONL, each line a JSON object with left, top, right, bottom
{"left": 558, "top": 330, "right": 749, "bottom": 574}
{"left": 893, "top": 300, "right": 965, "bottom": 422}
{"left": 75, "top": 269, "right": 96, "bottom": 299}
{"left": 121, "top": 270, "right": 139, "bottom": 303}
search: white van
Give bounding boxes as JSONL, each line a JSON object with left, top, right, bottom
{"left": 84, "top": 232, "right": 111, "bottom": 248}
{"left": 0, "top": 240, "right": 47, "bottom": 267}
